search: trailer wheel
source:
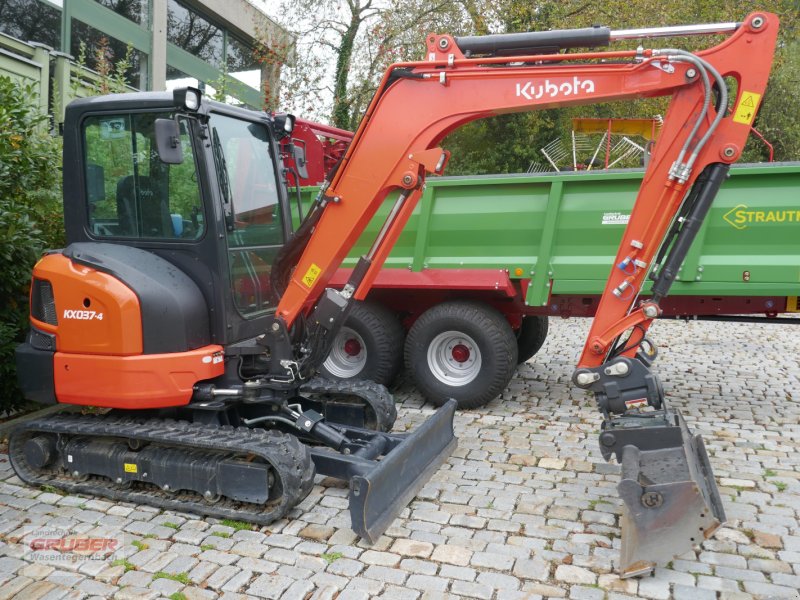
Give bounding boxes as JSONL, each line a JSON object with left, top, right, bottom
{"left": 321, "top": 301, "right": 404, "bottom": 386}
{"left": 515, "top": 315, "right": 549, "bottom": 364}
{"left": 405, "top": 301, "right": 518, "bottom": 410}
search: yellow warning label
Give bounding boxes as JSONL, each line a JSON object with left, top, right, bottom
{"left": 301, "top": 263, "right": 322, "bottom": 288}
{"left": 124, "top": 463, "right": 138, "bottom": 473}
{"left": 733, "top": 91, "right": 762, "bottom": 125}
{"left": 788, "top": 297, "right": 799, "bottom": 312}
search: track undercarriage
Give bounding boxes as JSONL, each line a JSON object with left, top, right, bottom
{"left": 9, "top": 378, "right": 457, "bottom": 542}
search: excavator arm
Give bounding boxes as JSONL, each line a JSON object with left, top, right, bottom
{"left": 265, "top": 13, "right": 778, "bottom": 576}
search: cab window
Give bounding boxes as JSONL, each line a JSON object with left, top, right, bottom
{"left": 210, "top": 113, "right": 283, "bottom": 316}
{"left": 83, "top": 113, "right": 204, "bottom": 240}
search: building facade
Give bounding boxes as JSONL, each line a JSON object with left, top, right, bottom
{"left": 0, "top": 0, "right": 293, "bottom": 108}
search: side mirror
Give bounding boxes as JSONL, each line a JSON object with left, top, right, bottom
{"left": 292, "top": 142, "right": 308, "bottom": 180}
{"left": 155, "top": 118, "right": 184, "bottom": 164}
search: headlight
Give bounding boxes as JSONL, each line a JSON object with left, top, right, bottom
{"left": 173, "top": 87, "right": 202, "bottom": 112}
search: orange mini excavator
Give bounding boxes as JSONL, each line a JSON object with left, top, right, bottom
{"left": 12, "top": 12, "right": 778, "bottom": 577}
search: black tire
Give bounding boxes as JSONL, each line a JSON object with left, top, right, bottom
{"left": 320, "top": 300, "right": 404, "bottom": 386}
{"left": 515, "top": 315, "right": 549, "bottom": 364}
{"left": 404, "top": 301, "right": 518, "bottom": 410}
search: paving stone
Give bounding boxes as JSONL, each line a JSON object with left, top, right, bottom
{"left": 430, "top": 544, "right": 472, "bottom": 566}
{"left": 569, "top": 586, "right": 604, "bottom": 600}
{"left": 391, "top": 538, "right": 434, "bottom": 558}
{"left": 476, "top": 571, "right": 520, "bottom": 590}
{"left": 470, "top": 550, "right": 514, "bottom": 570}
{"left": 450, "top": 580, "right": 493, "bottom": 600}
{"left": 406, "top": 574, "right": 448, "bottom": 593}
{"left": 555, "top": 565, "right": 596, "bottom": 585}
{"left": 206, "top": 565, "right": 241, "bottom": 590}
{"left": 246, "top": 573, "right": 292, "bottom": 599}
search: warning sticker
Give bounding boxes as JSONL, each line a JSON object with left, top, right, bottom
{"left": 624, "top": 398, "right": 648, "bottom": 410}
{"left": 301, "top": 263, "right": 322, "bottom": 287}
{"left": 788, "top": 297, "right": 799, "bottom": 313}
{"left": 124, "top": 463, "right": 138, "bottom": 473}
{"left": 733, "top": 91, "right": 762, "bottom": 125}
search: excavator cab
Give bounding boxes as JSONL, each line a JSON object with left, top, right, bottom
{"left": 63, "top": 90, "right": 295, "bottom": 348}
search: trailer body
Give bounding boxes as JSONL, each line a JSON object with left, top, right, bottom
{"left": 318, "top": 162, "right": 800, "bottom": 321}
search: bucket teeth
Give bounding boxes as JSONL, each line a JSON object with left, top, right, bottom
{"left": 601, "top": 410, "right": 726, "bottom": 578}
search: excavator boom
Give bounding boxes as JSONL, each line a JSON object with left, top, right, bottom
{"left": 265, "top": 12, "right": 778, "bottom": 576}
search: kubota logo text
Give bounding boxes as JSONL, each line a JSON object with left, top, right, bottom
{"left": 516, "top": 77, "right": 596, "bottom": 100}
{"left": 723, "top": 203, "right": 800, "bottom": 230}
{"left": 63, "top": 309, "right": 104, "bottom": 321}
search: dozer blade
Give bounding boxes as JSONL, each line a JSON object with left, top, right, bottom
{"left": 600, "top": 410, "right": 726, "bottom": 578}
{"left": 310, "top": 399, "right": 457, "bottom": 543}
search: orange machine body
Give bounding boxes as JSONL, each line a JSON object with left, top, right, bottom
{"left": 30, "top": 253, "right": 224, "bottom": 409}
{"left": 272, "top": 12, "right": 779, "bottom": 372}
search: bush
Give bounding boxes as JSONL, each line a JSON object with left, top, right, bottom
{"left": 0, "top": 76, "right": 63, "bottom": 414}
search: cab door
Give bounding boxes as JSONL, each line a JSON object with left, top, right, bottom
{"left": 208, "top": 112, "right": 291, "bottom": 339}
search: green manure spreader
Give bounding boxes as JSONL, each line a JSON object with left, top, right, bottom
{"left": 307, "top": 162, "right": 800, "bottom": 408}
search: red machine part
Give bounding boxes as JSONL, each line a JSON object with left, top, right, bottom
{"left": 281, "top": 119, "right": 353, "bottom": 186}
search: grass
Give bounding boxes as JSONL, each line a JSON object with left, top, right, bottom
{"left": 162, "top": 521, "right": 180, "bottom": 530}
{"left": 143, "top": 533, "right": 157, "bottom": 539}
{"left": 169, "top": 594, "right": 187, "bottom": 600}
{"left": 131, "top": 540, "right": 149, "bottom": 551}
{"left": 587, "top": 499, "right": 610, "bottom": 510}
{"left": 209, "top": 531, "right": 231, "bottom": 539}
{"left": 743, "top": 529, "right": 756, "bottom": 542}
{"left": 764, "top": 468, "right": 778, "bottom": 477}
{"left": 111, "top": 559, "right": 136, "bottom": 572}
{"left": 220, "top": 519, "right": 254, "bottom": 532}
{"left": 200, "top": 544, "right": 215, "bottom": 552}
{"left": 39, "top": 484, "right": 65, "bottom": 496}
{"left": 321, "top": 551, "right": 343, "bottom": 564}
{"left": 153, "top": 571, "right": 190, "bottom": 585}
{"left": 774, "top": 481, "right": 787, "bottom": 492}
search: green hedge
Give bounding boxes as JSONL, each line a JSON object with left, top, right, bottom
{"left": 0, "top": 76, "right": 63, "bottom": 414}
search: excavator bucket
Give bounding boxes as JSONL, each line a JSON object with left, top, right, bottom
{"left": 600, "top": 410, "right": 726, "bottom": 578}
{"left": 310, "top": 399, "right": 458, "bottom": 543}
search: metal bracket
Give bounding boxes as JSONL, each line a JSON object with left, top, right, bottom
{"left": 573, "top": 351, "right": 663, "bottom": 415}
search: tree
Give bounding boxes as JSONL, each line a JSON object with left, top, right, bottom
{"left": 264, "top": 0, "right": 497, "bottom": 128}
{"left": 268, "top": 0, "right": 800, "bottom": 171}
{"left": 0, "top": 77, "right": 62, "bottom": 413}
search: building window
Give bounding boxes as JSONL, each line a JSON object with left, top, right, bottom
{"left": 0, "top": 0, "right": 61, "bottom": 48}
{"left": 92, "top": 0, "right": 148, "bottom": 26}
{"left": 227, "top": 36, "right": 261, "bottom": 92}
{"left": 167, "top": 0, "right": 223, "bottom": 68}
{"left": 71, "top": 19, "right": 147, "bottom": 89}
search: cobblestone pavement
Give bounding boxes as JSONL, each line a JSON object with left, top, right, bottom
{"left": 1, "top": 318, "right": 799, "bottom": 600}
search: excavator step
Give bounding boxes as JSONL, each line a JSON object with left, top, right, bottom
{"left": 600, "top": 410, "right": 725, "bottom": 578}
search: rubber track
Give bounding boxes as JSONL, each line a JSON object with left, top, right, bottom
{"left": 300, "top": 376, "right": 397, "bottom": 432}
{"left": 8, "top": 413, "right": 315, "bottom": 525}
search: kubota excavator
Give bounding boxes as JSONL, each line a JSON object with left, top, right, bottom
{"left": 12, "top": 12, "right": 778, "bottom": 577}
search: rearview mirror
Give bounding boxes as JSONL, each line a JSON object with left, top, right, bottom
{"left": 155, "top": 118, "right": 184, "bottom": 164}
{"left": 292, "top": 143, "right": 308, "bottom": 180}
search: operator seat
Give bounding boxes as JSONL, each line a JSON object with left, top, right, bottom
{"left": 116, "top": 175, "right": 173, "bottom": 238}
